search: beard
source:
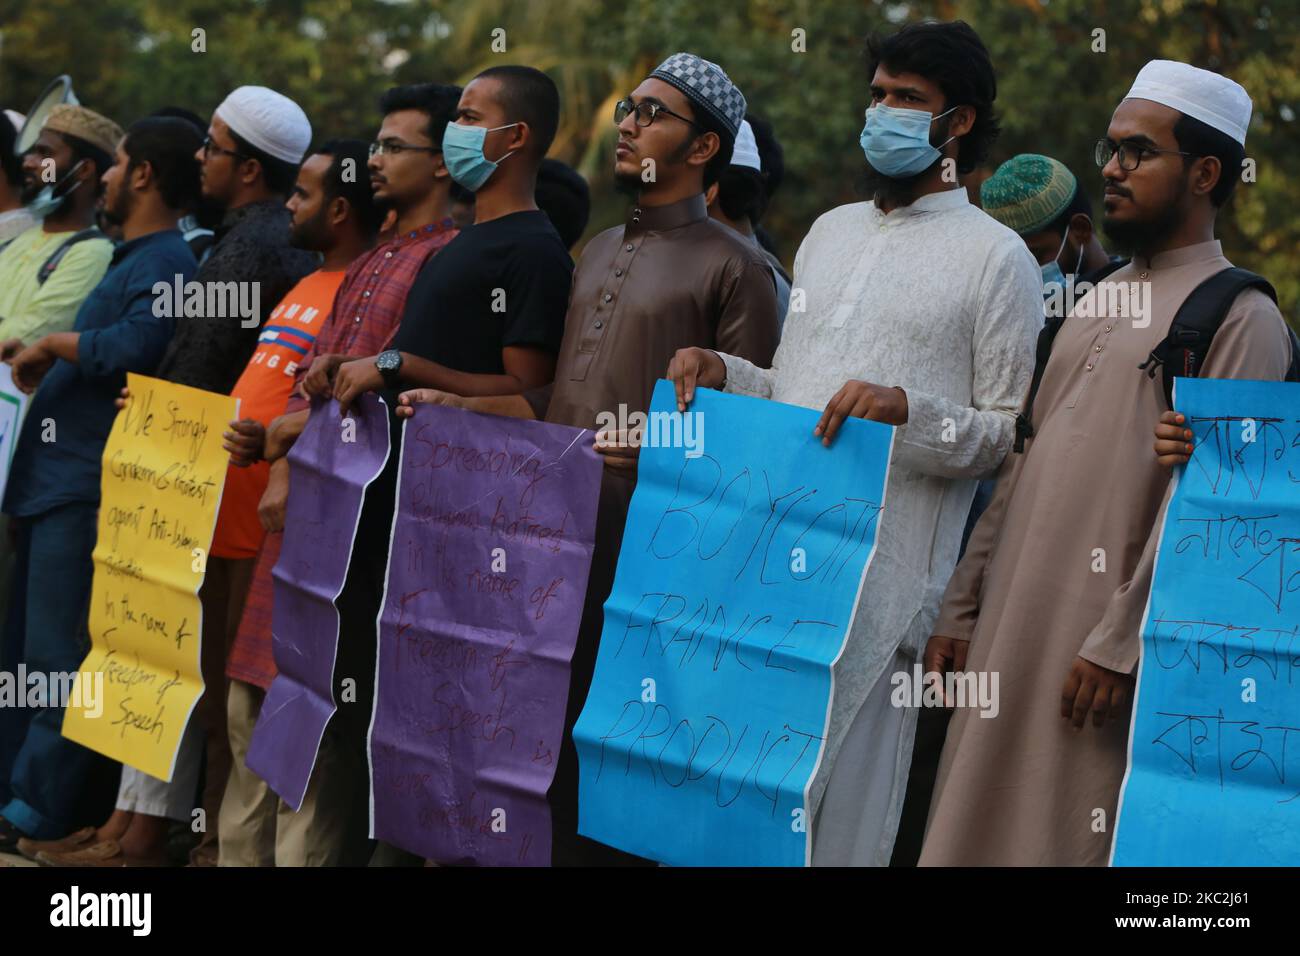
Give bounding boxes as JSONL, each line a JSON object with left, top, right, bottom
{"left": 858, "top": 113, "right": 952, "bottom": 207}
{"left": 859, "top": 161, "right": 934, "bottom": 207}
{"left": 289, "top": 206, "right": 330, "bottom": 251}
{"left": 1101, "top": 170, "right": 1190, "bottom": 257}
{"left": 613, "top": 168, "right": 642, "bottom": 197}
{"left": 19, "top": 172, "right": 47, "bottom": 205}
{"left": 99, "top": 183, "right": 132, "bottom": 227}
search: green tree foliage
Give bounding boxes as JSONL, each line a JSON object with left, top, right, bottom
{"left": 1, "top": 0, "right": 1294, "bottom": 314}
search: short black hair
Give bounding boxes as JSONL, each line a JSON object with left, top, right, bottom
{"left": 535, "top": 158, "right": 590, "bottom": 248}
{"left": 228, "top": 127, "right": 299, "bottom": 196}
{"left": 865, "top": 20, "right": 1000, "bottom": 175}
{"left": 747, "top": 113, "right": 784, "bottom": 200}
{"left": 58, "top": 131, "right": 114, "bottom": 182}
{"left": 315, "top": 138, "right": 384, "bottom": 236}
{"left": 122, "top": 117, "right": 203, "bottom": 211}
{"left": 1044, "top": 181, "right": 1093, "bottom": 237}
{"left": 150, "top": 106, "right": 207, "bottom": 137}
{"left": 378, "top": 83, "right": 463, "bottom": 150}
{"left": 715, "top": 166, "right": 767, "bottom": 225}
{"left": 716, "top": 113, "right": 782, "bottom": 225}
{"left": 1173, "top": 112, "right": 1245, "bottom": 207}
{"left": 0, "top": 112, "right": 20, "bottom": 190}
{"left": 473, "top": 65, "right": 560, "bottom": 158}
{"left": 149, "top": 107, "right": 219, "bottom": 224}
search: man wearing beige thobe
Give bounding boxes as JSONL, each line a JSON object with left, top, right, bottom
{"left": 920, "top": 60, "right": 1293, "bottom": 866}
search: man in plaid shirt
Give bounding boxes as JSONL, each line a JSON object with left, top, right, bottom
{"left": 217, "top": 83, "right": 463, "bottom": 866}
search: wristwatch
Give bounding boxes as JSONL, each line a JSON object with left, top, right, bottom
{"left": 375, "top": 349, "right": 403, "bottom": 388}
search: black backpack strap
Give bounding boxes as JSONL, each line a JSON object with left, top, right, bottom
{"left": 1014, "top": 315, "right": 1063, "bottom": 453}
{"left": 1139, "top": 268, "right": 1278, "bottom": 408}
{"left": 1013, "top": 256, "right": 1131, "bottom": 453}
{"left": 36, "top": 227, "right": 103, "bottom": 286}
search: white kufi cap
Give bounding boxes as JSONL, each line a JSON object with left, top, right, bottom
{"left": 1124, "top": 60, "right": 1251, "bottom": 145}
{"left": 215, "top": 86, "right": 312, "bottom": 164}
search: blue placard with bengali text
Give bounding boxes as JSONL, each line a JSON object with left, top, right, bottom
{"left": 574, "top": 380, "right": 894, "bottom": 866}
{"left": 1113, "top": 377, "right": 1300, "bottom": 866}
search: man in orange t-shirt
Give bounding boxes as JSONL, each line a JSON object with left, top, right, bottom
{"left": 212, "top": 267, "right": 342, "bottom": 561}
{"left": 200, "top": 140, "right": 382, "bottom": 863}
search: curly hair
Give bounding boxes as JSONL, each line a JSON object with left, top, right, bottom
{"left": 865, "top": 20, "right": 1000, "bottom": 175}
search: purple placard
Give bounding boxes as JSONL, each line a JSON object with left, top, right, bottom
{"left": 246, "top": 393, "right": 390, "bottom": 809}
{"left": 369, "top": 403, "right": 601, "bottom": 865}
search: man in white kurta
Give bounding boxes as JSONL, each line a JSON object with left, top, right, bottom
{"left": 708, "top": 185, "right": 1041, "bottom": 864}
{"left": 666, "top": 21, "right": 1043, "bottom": 865}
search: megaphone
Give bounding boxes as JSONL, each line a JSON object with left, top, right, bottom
{"left": 15, "top": 75, "right": 77, "bottom": 155}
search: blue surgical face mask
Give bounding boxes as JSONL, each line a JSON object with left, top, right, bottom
{"left": 25, "top": 158, "right": 88, "bottom": 219}
{"left": 442, "top": 122, "right": 519, "bottom": 192}
{"left": 859, "top": 103, "right": 958, "bottom": 178}
{"left": 1041, "top": 228, "right": 1084, "bottom": 295}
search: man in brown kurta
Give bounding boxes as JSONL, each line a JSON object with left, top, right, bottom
{"left": 919, "top": 61, "right": 1292, "bottom": 866}
{"left": 400, "top": 54, "right": 778, "bottom": 864}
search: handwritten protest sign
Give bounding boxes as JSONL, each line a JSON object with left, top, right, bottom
{"left": 62, "top": 373, "right": 236, "bottom": 780}
{"left": 574, "top": 380, "right": 894, "bottom": 866}
{"left": 0, "top": 364, "right": 28, "bottom": 506}
{"left": 369, "top": 404, "right": 601, "bottom": 865}
{"left": 246, "top": 394, "right": 390, "bottom": 809}
{"left": 1113, "top": 378, "right": 1300, "bottom": 866}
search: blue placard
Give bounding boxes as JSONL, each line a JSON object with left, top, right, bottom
{"left": 1113, "top": 377, "right": 1300, "bottom": 866}
{"left": 574, "top": 379, "right": 894, "bottom": 865}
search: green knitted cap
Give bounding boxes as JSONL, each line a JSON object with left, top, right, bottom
{"left": 980, "top": 154, "right": 1078, "bottom": 236}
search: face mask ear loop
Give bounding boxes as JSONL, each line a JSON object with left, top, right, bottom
{"left": 933, "top": 106, "right": 961, "bottom": 153}
{"left": 488, "top": 123, "right": 520, "bottom": 166}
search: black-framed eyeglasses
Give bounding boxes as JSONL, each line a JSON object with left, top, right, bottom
{"left": 614, "top": 97, "right": 701, "bottom": 130}
{"left": 368, "top": 140, "right": 439, "bottom": 158}
{"left": 1095, "top": 138, "right": 1194, "bottom": 171}
{"left": 202, "top": 136, "right": 247, "bottom": 161}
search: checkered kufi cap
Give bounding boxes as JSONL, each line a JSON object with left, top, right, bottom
{"left": 650, "top": 53, "right": 746, "bottom": 138}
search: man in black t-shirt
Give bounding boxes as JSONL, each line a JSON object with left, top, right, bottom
{"left": 317, "top": 66, "right": 572, "bottom": 865}
{"left": 331, "top": 65, "right": 571, "bottom": 410}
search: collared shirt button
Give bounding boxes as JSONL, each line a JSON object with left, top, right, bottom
{"left": 603, "top": 293, "right": 612, "bottom": 302}
{"left": 1086, "top": 362, "right": 1094, "bottom": 370}
{"left": 354, "top": 316, "right": 361, "bottom": 323}
{"left": 363, "top": 291, "right": 371, "bottom": 298}
{"left": 1104, "top": 325, "right": 1112, "bottom": 333}
{"left": 594, "top": 320, "right": 603, "bottom": 329}
{"left": 385, "top": 251, "right": 393, "bottom": 258}
{"left": 1094, "top": 345, "right": 1103, "bottom": 353}
{"left": 625, "top": 243, "right": 634, "bottom": 252}
{"left": 1139, "top": 271, "right": 1149, "bottom": 279}
{"left": 373, "top": 269, "right": 380, "bottom": 275}
{"left": 614, "top": 269, "right": 623, "bottom": 277}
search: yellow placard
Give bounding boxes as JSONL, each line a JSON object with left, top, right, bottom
{"left": 61, "top": 373, "right": 237, "bottom": 780}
